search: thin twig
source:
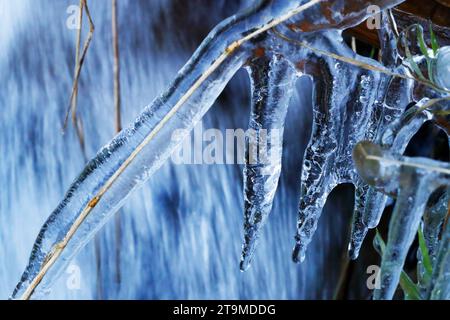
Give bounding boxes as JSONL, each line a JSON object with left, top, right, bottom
{"left": 112, "top": 0, "right": 121, "bottom": 133}
{"left": 357, "top": 142, "right": 450, "bottom": 175}
{"left": 415, "top": 96, "right": 450, "bottom": 114}
{"left": 63, "top": 0, "right": 95, "bottom": 132}
{"left": 112, "top": 0, "right": 122, "bottom": 286}
{"left": 71, "top": 0, "right": 83, "bottom": 130}
{"left": 271, "top": 27, "right": 450, "bottom": 96}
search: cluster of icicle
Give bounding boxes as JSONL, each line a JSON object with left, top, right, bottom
{"left": 12, "top": 0, "right": 449, "bottom": 300}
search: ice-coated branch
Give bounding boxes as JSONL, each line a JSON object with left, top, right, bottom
{"left": 353, "top": 141, "right": 450, "bottom": 300}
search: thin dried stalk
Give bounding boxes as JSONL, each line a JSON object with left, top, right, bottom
{"left": 356, "top": 142, "right": 450, "bottom": 175}
{"left": 112, "top": 0, "right": 122, "bottom": 285}
{"left": 19, "top": 0, "right": 324, "bottom": 299}
{"left": 415, "top": 96, "right": 450, "bottom": 114}
{"left": 63, "top": 0, "right": 95, "bottom": 132}
{"left": 272, "top": 28, "right": 450, "bottom": 96}
{"left": 112, "top": 0, "right": 121, "bottom": 133}
{"left": 72, "top": 0, "right": 83, "bottom": 130}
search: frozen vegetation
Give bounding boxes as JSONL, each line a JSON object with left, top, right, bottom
{"left": 10, "top": 0, "right": 449, "bottom": 300}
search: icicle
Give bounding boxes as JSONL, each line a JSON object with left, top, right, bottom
{"left": 291, "top": 31, "right": 391, "bottom": 262}
{"left": 358, "top": 99, "right": 429, "bottom": 232}
{"left": 11, "top": 3, "right": 268, "bottom": 298}
{"left": 353, "top": 141, "right": 450, "bottom": 300}
{"left": 348, "top": 10, "right": 416, "bottom": 259}
{"left": 348, "top": 181, "right": 370, "bottom": 259}
{"left": 348, "top": 8, "right": 401, "bottom": 258}
{"left": 360, "top": 98, "right": 445, "bottom": 235}
{"left": 240, "top": 49, "right": 297, "bottom": 271}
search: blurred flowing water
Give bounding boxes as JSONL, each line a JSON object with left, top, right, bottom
{"left": 0, "top": 0, "right": 355, "bottom": 299}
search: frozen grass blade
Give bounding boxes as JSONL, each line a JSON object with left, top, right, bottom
{"left": 374, "top": 231, "right": 421, "bottom": 300}
{"left": 418, "top": 226, "right": 433, "bottom": 282}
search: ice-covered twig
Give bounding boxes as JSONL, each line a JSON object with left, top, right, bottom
{"left": 353, "top": 141, "right": 450, "bottom": 300}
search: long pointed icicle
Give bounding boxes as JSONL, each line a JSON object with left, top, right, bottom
{"left": 240, "top": 49, "right": 297, "bottom": 271}
{"left": 348, "top": 10, "right": 398, "bottom": 258}
{"left": 13, "top": 44, "right": 248, "bottom": 300}
{"left": 361, "top": 101, "right": 436, "bottom": 230}
{"left": 353, "top": 141, "right": 450, "bottom": 300}
{"left": 348, "top": 9, "right": 414, "bottom": 259}
{"left": 292, "top": 55, "right": 339, "bottom": 263}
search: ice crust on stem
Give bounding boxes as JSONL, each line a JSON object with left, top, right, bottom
{"left": 353, "top": 141, "right": 450, "bottom": 300}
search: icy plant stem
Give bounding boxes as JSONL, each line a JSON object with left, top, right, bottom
{"left": 375, "top": 176, "right": 431, "bottom": 299}
{"left": 353, "top": 141, "right": 450, "bottom": 299}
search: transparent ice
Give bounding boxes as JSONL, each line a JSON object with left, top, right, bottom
{"left": 13, "top": 0, "right": 448, "bottom": 300}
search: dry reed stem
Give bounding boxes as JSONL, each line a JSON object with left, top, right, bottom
{"left": 63, "top": 0, "right": 95, "bottom": 132}
{"left": 272, "top": 27, "right": 450, "bottom": 97}
{"left": 112, "top": 0, "right": 122, "bottom": 286}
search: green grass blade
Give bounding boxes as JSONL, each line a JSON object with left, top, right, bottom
{"left": 370, "top": 47, "right": 376, "bottom": 59}
{"left": 400, "top": 272, "right": 422, "bottom": 300}
{"left": 416, "top": 26, "right": 429, "bottom": 59}
{"left": 415, "top": 26, "right": 436, "bottom": 83}
{"left": 404, "top": 44, "right": 427, "bottom": 81}
{"left": 429, "top": 22, "right": 440, "bottom": 56}
{"left": 418, "top": 227, "right": 433, "bottom": 281}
